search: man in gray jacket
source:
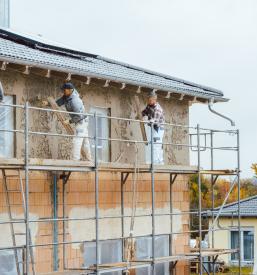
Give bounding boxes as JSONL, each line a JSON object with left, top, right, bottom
{"left": 56, "top": 82, "right": 92, "bottom": 161}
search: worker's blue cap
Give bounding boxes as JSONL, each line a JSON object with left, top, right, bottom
{"left": 61, "top": 82, "right": 74, "bottom": 90}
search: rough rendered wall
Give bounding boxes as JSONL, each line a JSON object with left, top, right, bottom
{"left": 0, "top": 70, "right": 190, "bottom": 275}
{"left": 0, "top": 70, "right": 189, "bottom": 165}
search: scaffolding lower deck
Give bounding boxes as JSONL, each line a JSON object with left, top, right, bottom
{"left": 39, "top": 249, "right": 237, "bottom": 275}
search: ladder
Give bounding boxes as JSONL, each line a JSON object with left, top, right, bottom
{"left": 2, "top": 169, "right": 35, "bottom": 275}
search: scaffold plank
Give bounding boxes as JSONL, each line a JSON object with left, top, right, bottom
{"left": 200, "top": 169, "right": 237, "bottom": 175}
{"left": 0, "top": 158, "right": 198, "bottom": 173}
{"left": 190, "top": 248, "right": 238, "bottom": 257}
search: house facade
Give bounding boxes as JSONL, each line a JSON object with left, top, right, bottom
{"left": 208, "top": 195, "right": 257, "bottom": 267}
{"left": 0, "top": 28, "right": 227, "bottom": 274}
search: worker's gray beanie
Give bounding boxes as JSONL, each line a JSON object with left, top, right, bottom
{"left": 148, "top": 90, "right": 157, "bottom": 99}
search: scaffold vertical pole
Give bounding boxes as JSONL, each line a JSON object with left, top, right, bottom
{"left": 94, "top": 113, "right": 100, "bottom": 274}
{"left": 53, "top": 174, "right": 58, "bottom": 271}
{"left": 61, "top": 171, "right": 70, "bottom": 271}
{"left": 62, "top": 176, "right": 67, "bottom": 269}
{"left": 24, "top": 101, "right": 30, "bottom": 275}
{"left": 210, "top": 130, "right": 215, "bottom": 275}
{"left": 237, "top": 129, "right": 241, "bottom": 275}
{"left": 121, "top": 172, "right": 129, "bottom": 264}
{"left": 150, "top": 122, "right": 155, "bottom": 275}
{"left": 197, "top": 124, "right": 202, "bottom": 275}
{"left": 121, "top": 173, "right": 125, "bottom": 262}
{"left": 169, "top": 173, "right": 176, "bottom": 275}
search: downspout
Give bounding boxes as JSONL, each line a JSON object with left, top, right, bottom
{"left": 208, "top": 98, "right": 235, "bottom": 126}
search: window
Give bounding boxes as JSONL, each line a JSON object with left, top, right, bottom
{"left": 136, "top": 235, "right": 169, "bottom": 275}
{"left": 88, "top": 107, "right": 110, "bottom": 162}
{"left": 0, "top": 250, "right": 23, "bottom": 275}
{"left": 83, "top": 236, "right": 169, "bottom": 275}
{"left": 231, "top": 229, "right": 254, "bottom": 263}
{"left": 0, "top": 95, "right": 14, "bottom": 158}
{"left": 83, "top": 240, "right": 122, "bottom": 275}
{"left": 243, "top": 231, "right": 254, "bottom": 261}
{"left": 231, "top": 231, "right": 239, "bottom": 261}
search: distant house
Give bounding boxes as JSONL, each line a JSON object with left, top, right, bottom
{"left": 208, "top": 195, "right": 257, "bottom": 267}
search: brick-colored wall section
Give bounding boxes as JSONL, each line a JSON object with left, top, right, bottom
{"left": 0, "top": 171, "right": 190, "bottom": 274}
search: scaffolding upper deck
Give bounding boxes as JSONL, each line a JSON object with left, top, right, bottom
{"left": 0, "top": 158, "right": 238, "bottom": 176}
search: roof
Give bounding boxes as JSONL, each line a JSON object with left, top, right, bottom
{"left": 206, "top": 195, "right": 257, "bottom": 218}
{"left": 0, "top": 28, "right": 227, "bottom": 102}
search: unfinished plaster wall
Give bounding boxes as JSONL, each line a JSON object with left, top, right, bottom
{"left": 0, "top": 70, "right": 189, "bottom": 165}
{"left": 0, "top": 70, "right": 190, "bottom": 275}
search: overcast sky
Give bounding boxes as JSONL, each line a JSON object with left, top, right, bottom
{"left": 9, "top": 0, "right": 257, "bottom": 178}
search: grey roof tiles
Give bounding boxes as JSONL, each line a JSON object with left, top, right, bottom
{"left": 0, "top": 28, "right": 226, "bottom": 101}
{"left": 206, "top": 195, "right": 257, "bottom": 217}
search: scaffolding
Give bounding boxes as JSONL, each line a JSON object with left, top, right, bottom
{"left": 0, "top": 101, "right": 241, "bottom": 275}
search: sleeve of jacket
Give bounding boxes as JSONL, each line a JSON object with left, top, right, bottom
{"left": 152, "top": 104, "right": 164, "bottom": 125}
{"left": 70, "top": 97, "right": 86, "bottom": 124}
{"left": 56, "top": 96, "right": 65, "bottom": 107}
{"left": 142, "top": 107, "right": 147, "bottom": 117}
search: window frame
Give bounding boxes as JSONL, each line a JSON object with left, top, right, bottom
{"left": 135, "top": 235, "right": 170, "bottom": 275}
{"left": 88, "top": 106, "right": 111, "bottom": 162}
{"left": 0, "top": 249, "right": 23, "bottom": 274}
{"left": 83, "top": 235, "right": 170, "bottom": 275}
{"left": 230, "top": 227, "right": 254, "bottom": 265}
{"left": 0, "top": 94, "right": 16, "bottom": 158}
{"left": 83, "top": 239, "right": 122, "bottom": 275}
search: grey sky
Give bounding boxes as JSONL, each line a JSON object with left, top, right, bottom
{"left": 10, "top": 0, "right": 257, "bottom": 178}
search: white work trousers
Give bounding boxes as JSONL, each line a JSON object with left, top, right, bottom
{"left": 73, "top": 120, "right": 92, "bottom": 161}
{"left": 145, "top": 126, "right": 164, "bottom": 164}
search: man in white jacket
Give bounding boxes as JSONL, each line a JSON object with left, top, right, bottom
{"left": 56, "top": 82, "right": 92, "bottom": 161}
